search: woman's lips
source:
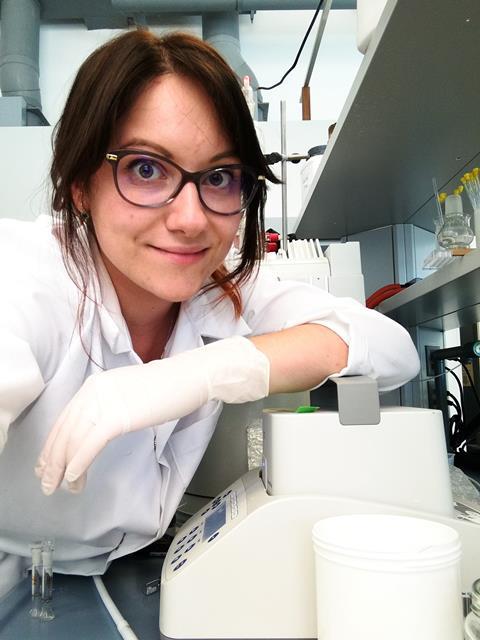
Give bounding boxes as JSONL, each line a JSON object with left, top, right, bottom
{"left": 149, "top": 245, "right": 208, "bottom": 265}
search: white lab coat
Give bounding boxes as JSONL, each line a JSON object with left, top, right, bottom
{"left": 0, "top": 217, "right": 419, "bottom": 595}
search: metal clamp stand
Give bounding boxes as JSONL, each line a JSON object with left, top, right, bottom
{"left": 280, "top": 100, "right": 288, "bottom": 257}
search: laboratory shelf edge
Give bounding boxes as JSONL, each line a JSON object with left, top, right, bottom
{"left": 377, "top": 250, "right": 480, "bottom": 331}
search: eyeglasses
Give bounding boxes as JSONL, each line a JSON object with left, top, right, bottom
{"left": 105, "top": 149, "right": 265, "bottom": 216}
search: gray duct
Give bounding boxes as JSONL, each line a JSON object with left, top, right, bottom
{"left": 202, "top": 12, "right": 267, "bottom": 120}
{"left": 112, "top": 1, "right": 340, "bottom": 11}
{"left": 0, "top": 0, "right": 47, "bottom": 125}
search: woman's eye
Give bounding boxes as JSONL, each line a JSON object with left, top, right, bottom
{"left": 137, "top": 162, "right": 156, "bottom": 179}
{"left": 206, "top": 170, "right": 233, "bottom": 189}
{"left": 128, "top": 158, "right": 165, "bottom": 181}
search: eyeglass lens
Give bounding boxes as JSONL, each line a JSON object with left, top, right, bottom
{"left": 115, "top": 153, "right": 256, "bottom": 214}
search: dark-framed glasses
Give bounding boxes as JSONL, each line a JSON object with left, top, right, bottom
{"left": 105, "top": 149, "right": 265, "bottom": 216}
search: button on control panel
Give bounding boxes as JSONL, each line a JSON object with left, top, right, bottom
{"left": 166, "top": 482, "right": 245, "bottom": 578}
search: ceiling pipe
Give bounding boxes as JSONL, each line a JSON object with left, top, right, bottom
{"left": 202, "top": 12, "right": 268, "bottom": 120}
{"left": 112, "top": 1, "right": 355, "bottom": 12}
{"left": 0, "top": 0, "right": 48, "bottom": 125}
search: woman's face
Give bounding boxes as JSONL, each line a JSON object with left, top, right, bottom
{"left": 82, "top": 74, "right": 243, "bottom": 308}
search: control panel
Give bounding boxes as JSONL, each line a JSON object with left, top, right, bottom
{"left": 164, "top": 478, "right": 245, "bottom": 579}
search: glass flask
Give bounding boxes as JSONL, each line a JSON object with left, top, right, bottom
{"left": 437, "top": 194, "right": 474, "bottom": 249}
{"left": 465, "top": 579, "right": 480, "bottom": 639}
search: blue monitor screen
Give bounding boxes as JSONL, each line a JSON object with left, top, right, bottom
{"left": 203, "top": 501, "right": 226, "bottom": 540}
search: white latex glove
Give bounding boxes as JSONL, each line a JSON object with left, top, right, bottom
{"left": 35, "top": 336, "right": 269, "bottom": 495}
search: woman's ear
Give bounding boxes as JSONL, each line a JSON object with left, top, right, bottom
{"left": 71, "top": 182, "right": 89, "bottom": 214}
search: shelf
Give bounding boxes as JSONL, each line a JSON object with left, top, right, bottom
{"left": 294, "top": 0, "right": 480, "bottom": 240}
{"left": 377, "top": 249, "right": 480, "bottom": 330}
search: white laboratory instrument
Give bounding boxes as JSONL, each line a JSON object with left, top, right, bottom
{"left": 160, "top": 377, "right": 480, "bottom": 640}
{"left": 261, "top": 239, "right": 365, "bottom": 304}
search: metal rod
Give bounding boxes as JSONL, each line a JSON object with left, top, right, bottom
{"left": 303, "top": 0, "right": 333, "bottom": 88}
{"left": 280, "top": 100, "right": 288, "bottom": 256}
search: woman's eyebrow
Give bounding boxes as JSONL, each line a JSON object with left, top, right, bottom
{"left": 118, "top": 138, "right": 238, "bottom": 163}
{"left": 118, "top": 138, "right": 173, "bottom": 158}
{"left": 209, "top": 150, "right": 238, "bottom": 163}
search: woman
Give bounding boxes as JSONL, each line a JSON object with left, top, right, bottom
{"left": 0, "top": 29, "right": 419, "bottom": 594}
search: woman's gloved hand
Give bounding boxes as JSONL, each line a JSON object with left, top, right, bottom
{"left": 35, "top": 336, "right": 270, "bottom": 495}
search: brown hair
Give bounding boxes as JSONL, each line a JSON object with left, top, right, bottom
{"left": 51, "top": 28, "right": 279, "bottom": 318}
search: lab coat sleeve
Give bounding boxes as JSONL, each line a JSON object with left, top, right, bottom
{"left": 0, "top": 220, "right": 62, "bottom": 452}
{"left": 0, "top": 332, "right": 45, "bottom": 452}
{"left": 240, "top": 269, "right": 420, "bottom": 393}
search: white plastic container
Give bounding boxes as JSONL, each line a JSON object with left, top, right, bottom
{"left": 356, "top": 0, "right": 388, "bottom": 53}
{"left": 312, "top": 514, "right": 463, "bottom": 640}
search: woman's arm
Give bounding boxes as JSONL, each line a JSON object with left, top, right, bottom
{"left": 251, "top": 324, "right": 348, "bottom": 395}
{"left": 242, "top": 271, "right": 420, "bottom": 393}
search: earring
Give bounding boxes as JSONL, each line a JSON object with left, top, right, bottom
{"left": 77, "top": 210, "right": 90, "bottom": 223}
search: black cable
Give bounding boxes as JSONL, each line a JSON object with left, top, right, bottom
{"left": 447, "top": 392, "right": 462, "bottom": 417}
{"left": 450, "top": 415, "right": 464, "bottom": 451}
{"left": 446, "top": 365, "right": 465, "bottom": 424}
{"left": 447, "top": 393, "right": 463, "bottom": 450}
{"left": 257, "top": 0, "right": 325, "bottom": 91}
{"left": 460, "top": 361, "right": 480, "bottom": 410}
{"left": 456, "top": 409, "right": 480, "bottom": 447}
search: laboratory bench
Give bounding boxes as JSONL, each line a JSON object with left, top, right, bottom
{"left": 1, "top": 467, "right": 479, "bottom": 640}
{"left": 0, "top": 553, "right": 165, "bottom": 640}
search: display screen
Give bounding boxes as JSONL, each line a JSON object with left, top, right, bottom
{"left": 203, "top": 501, "right": 226, "bottom": 540}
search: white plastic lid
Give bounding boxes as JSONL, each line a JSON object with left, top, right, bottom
{"left": 445, "top": 194, "right": 463, "bottom": 215}
{"left": 312, "top": 514, "right": 461, "bottom": 572}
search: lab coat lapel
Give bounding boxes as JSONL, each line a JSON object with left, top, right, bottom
{"left": 153, "top": 289, "right": 253, "bottom": 461}
{"left": 179, "top": 288, "right": 252, "bottom": 343}
{"left": 152, "top": 303, "right": 203, "bottom": 461}
{"left": 154, "top": 290, "right": 253, "bottom": 533}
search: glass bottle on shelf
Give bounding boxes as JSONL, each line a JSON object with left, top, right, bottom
{"left": 437, "top": 194, "right": 474, "bottom": 249}
{"left": 465, "top": 579, "right": 480, "bottom": 639}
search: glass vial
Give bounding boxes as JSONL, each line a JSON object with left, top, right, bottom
{"left": 29, "top": 541, "right": 42, "bottom": 618}
{"left": 465, "top": 579, "right": 480, "bottom": 639}
{"left": 39, "top": 540, "right": 55, "bottom": 621}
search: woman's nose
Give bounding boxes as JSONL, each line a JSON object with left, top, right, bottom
{"left": 164, "top": 181, "right": 209, "bottom": 236}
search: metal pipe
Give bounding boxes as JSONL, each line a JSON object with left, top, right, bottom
{"left": 0, "top": 0, "right": 44, "bottom": 125}
{"left": 303, "top": 0, "right": 333, "bottom": 88}
{"left": 280, "top": 100, "right": 288, "bottom": 256}
{"left": 112, "top": 1, "right": 355, "bottom": 12}
{"left": 202, "top": 12, "right": 262, "bottom": 118}
{"left": 203, "top": 10, "right": 240, "bottom": 40}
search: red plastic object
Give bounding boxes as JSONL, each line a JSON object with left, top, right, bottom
{"left": 366, "top": 284, "right": 404, "bottom": 309}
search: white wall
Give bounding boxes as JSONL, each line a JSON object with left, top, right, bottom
{"left": 0, "top": 10, "right": 363, "bottom": 223}
{"left": 0, "top": 127, "right": 53, "bottom": 220}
